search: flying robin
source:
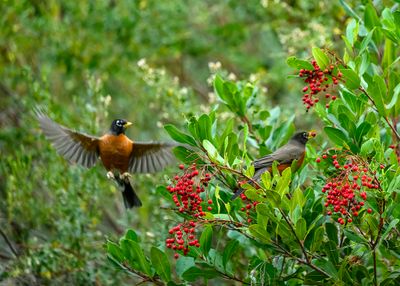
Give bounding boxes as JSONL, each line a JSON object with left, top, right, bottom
{"left": 232, "top": 131, "right": 316, "bottom": 199}
{"left": 36, "top": 111, "right": 176, "bottom": 208}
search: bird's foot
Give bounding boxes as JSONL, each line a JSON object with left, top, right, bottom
{"left": 121, "top": 172, "right": 131, "bottom": 181}
{"left": 106, "top": 171, "right": 115, "bottom": 180}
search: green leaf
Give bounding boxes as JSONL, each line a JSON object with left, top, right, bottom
{"left": 340, "top": 69, "right": 360, "bottom": 90}
{"left": 355, "top": 122, "right": 371, "bottom": 145}
{"left": 120, "top": 239, "right": 152, "bottom": 276}
{"left": 249, "top": 224, "right": 270, "bottom": 243}
{"left": 222, "top": 240, "right": 239, "bottom": 270}
{"left": 364, "top": 4, "right": 381, "bottom": 30}
{"left": 324, "top": 241, "right": 339, "bottom": 266}
{"left": 312, "top": 47, "right": 330, "bottom": 69}
{"left": 164, "top": 124, "right": 197, "bottom": 146}
{"left": 291, "top": 188, "right": 305, "bottom": 211}
{"left": 343, "top": 229, "right": 368, "bottom": 244}
{"left": 359, "top": 28, "right": 375, "bottom": 54}
{"left": 367, "top": 75, "right": 387, "bottom": 116}
{"left": 338, "top": 113, "right": 356, "bottom": 135}
{"left": 181, "top": 266, "right": 219, "bottom": 282}
{"left": 107, "top": 241, "right": 124, "bottom": 263}
{"left": 325, "top": 223, "right": 338, "bottom": 246}
{"left": 295, "top": 218, "right": 307, "bottom": 240}
{"left": 314, "top": 259, "right": 338, "bottom": 279}
{"left": 197, "top": 114, "right": 213, "bottom": 142}
{"left": 381, "top": 219, "right": 399, "bottom": 241}
{"left": 311, "top": 226, "right": 325, "bottom": 252}
{"left": 345, "top": 19, "right": 358, "bottom": 46}
{"left": 203, "top": 140, "right": 223, "bottom": 163}
{"left": 267, "top": 190, "right": 281, "bottom": 207}
{"left": 150, "top": 247, "right": 171, "bottom": 282}
{"left": 324, "top": 127, "right": 348, "bottom": 147}
{"left": 173, "top": 146, "right": 202, "bottom": 164}
{"left": 286, "top": 56, "right": 314, "bottom": 70}
{"left": 275, "top": 167, "right": 291, "bottom": 196}
{"left": 261, "top": 171, "right": 271, "bottom": 189}
{"left": 200, "top": 225, "right": 213, "bottom": 256}
{"left": 339, "top": 0, "right": 361, "bottom": 21}
{"left": 124, "top": 229, "right": 139, "bottom": 242}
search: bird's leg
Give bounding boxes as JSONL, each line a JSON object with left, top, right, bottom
{"left": 106, "top": 171, "right": 115, "bottom": 180}
{"left": 120, "top": 172, "right": 131, "bottom": 182}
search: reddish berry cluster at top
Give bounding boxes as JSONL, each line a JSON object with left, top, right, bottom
{"left": 165, "top": 164, "right": 213, "bottom": 259}
{"left": 166, "top": 163, "right": 212, "bottom": 216}
{"left": 299, "top": 60, "right": 343, "bottom": 110}
{"left": 316, "top": 153, "right": 376, "bottom": 224}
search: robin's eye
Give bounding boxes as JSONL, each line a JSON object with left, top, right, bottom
{"left": 116, "top": 120, "right": 123, "bottom": 127}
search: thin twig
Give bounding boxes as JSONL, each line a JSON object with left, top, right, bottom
{"left": 359, "top": 87, "right": 400, "bottom": 140}
{"left": 0, "top": 229, "right": 18, "bottom": 257}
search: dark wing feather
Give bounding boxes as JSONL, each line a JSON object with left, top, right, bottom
{"left": 37, "top": 112, "right": 100, "bottom": 168}
{"left": 129, "top": 142, "right": 175, "bottom": 173}
{"left": 253, "top": 143, "right": 304, "bottom": 170}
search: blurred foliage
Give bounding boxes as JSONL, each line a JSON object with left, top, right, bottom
{"left": 0, "top": 0, "right": 396, "bottom": 285}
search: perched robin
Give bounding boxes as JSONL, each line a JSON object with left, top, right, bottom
{"left": 36, "top": 112, "right": 176, "bottom": 208}
{"left": 232, "top": 131, "right": 316, "bottom": 199}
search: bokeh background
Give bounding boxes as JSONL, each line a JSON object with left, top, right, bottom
{"left": 0, "top": 0, "right": 369, "bottom": 284}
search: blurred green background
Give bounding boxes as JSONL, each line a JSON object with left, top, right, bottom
{"left": 0, "top": 0, "right": 367, "bottom": 284}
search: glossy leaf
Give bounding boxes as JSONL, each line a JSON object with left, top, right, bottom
{"left": 150, "top": 247, "right": 171, "bottom": 282}
{"left": 120, "top": 239, "right": 152, "bottom": 276}
{"left": 164, "top": 124, "right": 197, "bottom": 146}
{"left": 286, "top": 56, "right": 314, "bottom": 70}
{"left": 312, "top": 47, "right": 330, "bottom": 69}
{"left": 340, "top": 69, "right": 360, "bottom": 90}
{"left": 222, "top": 240, "right": 239, "bottom": 270}
{"left": 324, "top": 127, "right": 348, "bottom": 147}
{"left": 181, "top": 266, "right": 219, "bottom": 282}
{"left": 200, "top": 225, "right": 213, "bottom": 256}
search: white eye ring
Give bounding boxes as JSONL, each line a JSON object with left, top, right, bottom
{"left": 116, "top": 120, "right": 123, "bottom": 127}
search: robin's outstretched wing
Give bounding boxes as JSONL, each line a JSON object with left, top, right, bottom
{"left": 129, "top": 142, "right": 176, "bottom": 173}
{"left": 37, "top": 112, "right": 100, "bottom": 168}
{"left": 253, "top": 143, "right": 304, "bottom": 170}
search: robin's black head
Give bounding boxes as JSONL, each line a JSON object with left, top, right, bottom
{"left": 291, "top": 131, "right": 316, "bottom": 145}
{"left": 110, "top": 119, "right": 132, "bottom": 135}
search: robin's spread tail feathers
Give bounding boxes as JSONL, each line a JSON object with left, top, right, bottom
{"left": 115, "top": 175, "right": 142, "bottom": 208}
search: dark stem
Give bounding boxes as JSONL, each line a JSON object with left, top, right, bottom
{"left": 279, "top": 209, "right": 310, "bottom": 263}
{"left": 0, "top": 229, "right": 18, "bottom": 257}
{"left": 359, "top": 87, "right": 400, "bottom": 141}
{"left": 373, "top": 249, "right": 378, "bottom": 286}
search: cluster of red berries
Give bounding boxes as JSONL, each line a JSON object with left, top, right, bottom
{"left": 316, "top": 153, "right": 376, "bottom": 224}
{"left": 166, "top": 221, "right": 199, "bottom": 259}
{"left": 237, "top": 189, "right": 259, "bottom": 224}
{"left": 166, "top": 163, "right": 212, "bottom": 216}
{"left": 299, "top": 60, "right": 343, "bottom": 110}
{"left": 165, "top": 164, "right": 213, "bottom": 258}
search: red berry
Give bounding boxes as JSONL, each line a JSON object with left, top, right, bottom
{"left": 207, "top": 206, "right": 212, "bottom": 211}
{"left": 322, "top": 154, "right": 327, "bottom": 159}
{"left": 174, "top": 253, "right": 179, "bottom": 259}
{"left": 179, "top": 164, "right": 184, "bottom": 170}
{"left": 208, "top": 199, "right": 212, "bottom": 204}
{"left": 367, "top": 208, "right": 372, "bottom": 214}
{"left": 316, "top": 157, "right": 321, "bottom": 163}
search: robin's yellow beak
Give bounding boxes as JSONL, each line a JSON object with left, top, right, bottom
{"left": 308, "top": 130, "right": 317, "bottom": 138}
{"left": 124, "top": 121, "right": 133, "bottom": 128}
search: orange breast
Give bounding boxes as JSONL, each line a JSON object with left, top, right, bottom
{"left": 98, "top": 134, "right": 133, "bottom": 173}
